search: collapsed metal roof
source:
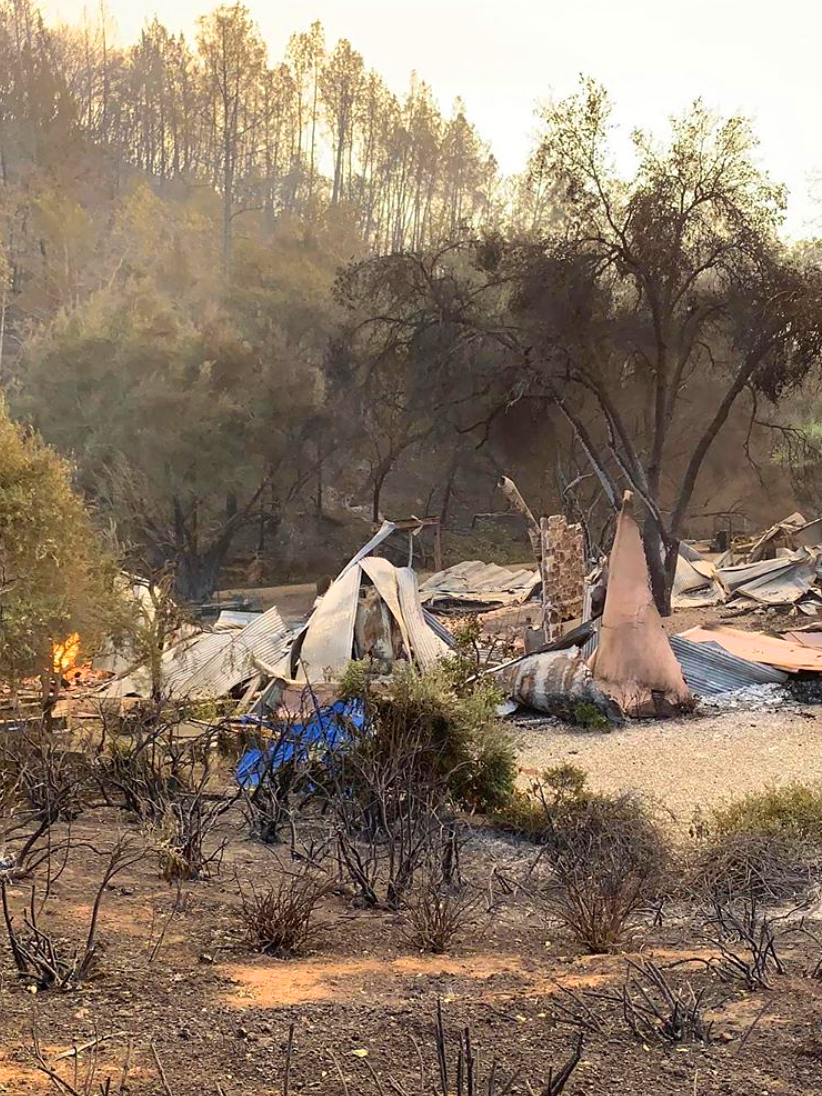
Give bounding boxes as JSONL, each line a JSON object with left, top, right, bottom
{"left": 100, "top": 630, "right": 235, "bottom": 699}
{"left": 180, "top": 605, "right": 291, "bottom": 698}
{"left": 418, "top": 560, "right": 540, "bottom": 609}
{"left": 293, "top": 558, "right": 449, "bottom": 682}
{"left": 672, "top": 540, "right": 822, "bottom": 610}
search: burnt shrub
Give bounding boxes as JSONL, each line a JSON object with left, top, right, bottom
{"left": 0, "top": 728, "right": 89, "bottom": 824}
{"left": 239, "top": 865, "right": 332, "bottom": 957}
{"left": 500, "top": 766, "right": 670, "bottom": 952}
{"left": 402, "top": 870, "right": 479, "bottom": 953}
{"left": 543, "top": 790, "right": 671, "bottom": 953}
{"left": 494, "top": 763, "right": 589, "bottom": 840}
{"left": 322, "top": 665, "right": 515, "bottom": 908}
{"left": 690, "top": 829, "right": 816, "bottom": 902}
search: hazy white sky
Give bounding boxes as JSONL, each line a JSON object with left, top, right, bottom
{"left": 43, "top": 0, "right": 822, "bottom": 236}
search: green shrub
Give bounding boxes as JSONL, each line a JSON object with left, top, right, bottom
{"left": 709, "top": 783, "right": 822, "bottom": 843}
{"left": 572, "top": 700, "right": 611, "bottom": 730}
{"left": 494, "top": 763, "right": 589, "bottom": 840}
{"left": 342, "top": 662, "right": 517, "bottom": 814}
{"left": 687, "top": 784, "right": 822, "bottom": 901}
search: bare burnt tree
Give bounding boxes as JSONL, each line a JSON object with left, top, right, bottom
{"left": 0, "top": 726, "right": 94, "bottom": 884}
{"left": 424, "top": 1001, "right": 583, "bottom": 1096}
{"left": 238, "top": 713, "right": 318, "bottom": 845}
{"left": 1, "top": 724, "right": 89, "bottom": 825}
{"left": 327, "top": 745, "right": 451, "bottom": 910}
{"left": 30, "top": 1024, "right": 135, "bottom": 1096}
{"left": 337, "top": 86, "right": 822, "bottom": 612}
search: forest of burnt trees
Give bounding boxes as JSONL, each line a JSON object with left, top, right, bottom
{"left": 2, "top": 2, "right": 501, "bottom": 263}
{"left": 3, "top": 0, "right": 822, "bottom": 609}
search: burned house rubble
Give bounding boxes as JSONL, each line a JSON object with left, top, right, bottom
{"left": 60, "top": 495, "right": 822, "bottom": 728}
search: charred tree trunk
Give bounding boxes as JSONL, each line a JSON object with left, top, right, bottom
{"left": 372, "top": 468, "right": 388, "bottom": 523}
{"left": 641, "top": 519, "right": 679, "bottom": 617}
{"left": 168, "top": 487, "right": 266, "bottom": 602}
{"left": 173, "top": 542, "right": 230, "bottom": 603}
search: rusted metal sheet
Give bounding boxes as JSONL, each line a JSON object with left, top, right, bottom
{"left": 783, "top": 630, "right": 822, "bottom": 649}
{"left": 679, "top": 625, "right": 822, "bottom": 673}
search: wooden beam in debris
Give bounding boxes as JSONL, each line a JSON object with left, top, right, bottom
{"left": 498, "top": 475, "right": 541, "bottom": 560}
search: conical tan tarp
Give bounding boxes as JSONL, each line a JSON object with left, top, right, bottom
{"left": 590, "top": 492, "right": 693, "bottom": 717}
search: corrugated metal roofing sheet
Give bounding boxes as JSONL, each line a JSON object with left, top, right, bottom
{"left": 361, "top": 556, "right": 412, "bottom": 657}
{"left": 338, "top": 520, "right": 396, "bottom": 579}
{"left": 717, "top": 554, "right": 806, "bottom": 593}
{"left": 670, "top": 635, "right": 788, "bottom": 696}
{"left": 396, "top": 566, "right": 449, "bottom": 668}
{"left": 180, "top": 605, "right": 290, "bottom": 698}
{"left": 214, "top": 610, "right": 263, "bottom": 630}
{"left": 423, "top": 609, "right": 457, "bottom": 649}
{"left": 296, "top": 566, "right": 360, "bottom": 683}
{"left": 419, "top": 561, "right": 540, "bottom": 606}
{"left": 99, "top": 630, "right": 236, "bottom": 699}
{"left": 163, "top": 632, "right": 236, "bottom": 694}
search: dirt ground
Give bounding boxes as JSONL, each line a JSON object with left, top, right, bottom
{"left": 0, "top": 799, "right": 822, "bottom": 1095}
{"left": 4, "top": 594, "right": 822, "bottom": 1092}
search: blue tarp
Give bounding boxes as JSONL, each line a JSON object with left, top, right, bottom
{"left": 235, "top": 698, "right": 366, "bottom": 789}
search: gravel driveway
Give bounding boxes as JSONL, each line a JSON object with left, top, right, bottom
{"left": 514, "top": 706, "right": 822, "bottom": 827}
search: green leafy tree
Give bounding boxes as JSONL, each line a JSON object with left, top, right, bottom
{"left": 0, "top": 397, "right": 123, "bottom": 689}
{"left": 20, "top": 211, "right": 341, "bottom": 600}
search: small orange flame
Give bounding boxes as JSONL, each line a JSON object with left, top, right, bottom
{"left": 53, "top": 633, "right": 81, "bottom": 674}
